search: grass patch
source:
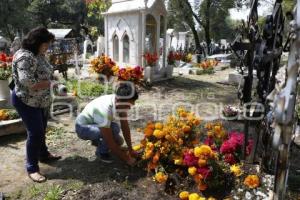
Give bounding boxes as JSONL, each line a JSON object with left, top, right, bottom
{"left": 28, "top": 184, "right": 44, "bottom": 199}
{"left": 64, "top": 79, "right": 113, "bottom": 98}
{"left": 47, "top": 126, "right": 66, "bottom": 141}
{"left": 44, "top": 185, "right": 64, "bottom": 200}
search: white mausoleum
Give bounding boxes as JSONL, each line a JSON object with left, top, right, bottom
{"left": 103, "top": 0, "right": 167, "bottom": 69}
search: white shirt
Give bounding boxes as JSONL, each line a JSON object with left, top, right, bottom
{"left": 76, "top": 94, "right": 117, "bottom": 128}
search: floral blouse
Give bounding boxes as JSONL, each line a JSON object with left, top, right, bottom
{"left": 12, "top": 49, "right": 53, "bottom": 108}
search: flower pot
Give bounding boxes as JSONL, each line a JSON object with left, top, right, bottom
{"left": 166, "top": 65, "right": 174, "bottom": 78}
{"left": 144, "top": 66, "right": 155, "bottom": 83}
{"left": 0, "top": 79, "right": 10, "bottom": 101}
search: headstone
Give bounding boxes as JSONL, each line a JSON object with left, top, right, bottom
{"left": 96, "top": 36, "right": 105, "bottom": 56}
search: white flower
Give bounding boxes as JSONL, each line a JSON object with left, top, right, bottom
{"left": 245, "top": 191, "right": 253, "bottom": 200}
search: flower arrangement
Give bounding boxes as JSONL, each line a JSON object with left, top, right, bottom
{"left": 115, "top": 66, "right": 144, "bottom": 83}
{"left": 143, "top": 52, "right": 158, "bottom": 67}
{"left": 0, "top": 53, "right": 12, "bottom": 80}
{"left": 174, "top": 52, "right": 183, "bottom": 61}
{"left": 90, "top": 55, "right": 118, "bottom": 77}
{"left": 167, "top": 51, "right": 176, "bottom": 65}
{"left": 136, "top": 108, "right": 201, "bottom": 176}
{"left": 199, "top": 59, "right": 219, "bottom": 70}
{"left": 135, "top": 114, "right": 259, "bottom": 199}
{"left": 181, "top": 53, "right": 193, "bottom": 63}
{"left": 0, "top": 109, "right": 19, "bottom": 121}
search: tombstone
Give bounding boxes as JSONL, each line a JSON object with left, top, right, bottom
{"left": 83, "top": 36, "right": 93, "bottom": 60}
{"left": 104, "top": 0, "right": 169, "bottom": 83}
{"left": 96, "top": 36, "right": 105, "bottom": 56}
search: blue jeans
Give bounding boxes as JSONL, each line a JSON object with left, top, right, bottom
{"left": 11, "top": 91, "right": 49, "bottom": 173}
{"left": 75, "top": 122, "right": 123, "bottom": 155}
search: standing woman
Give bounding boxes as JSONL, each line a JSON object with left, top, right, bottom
{"left": 11, "top": 27, "right": 61, "bottom": 182}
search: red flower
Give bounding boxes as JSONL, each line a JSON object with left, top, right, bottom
{"left": 183, "top": 151, "right": 198, "bottom": 166}
{"left": 197, "top": 167, "right": 212, "bottom": 179}
{"left": 224, "top": 153, "right": 237, "bottom": 165}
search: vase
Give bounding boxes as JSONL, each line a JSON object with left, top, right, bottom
{"left": 144, "top": 66, "right": 155, "bottom": 83}
{"left": 0, "top": 79, "right": 11, "bottom": 107}
{"left": 166, "top": 65, "right": 174, "bottom": 78}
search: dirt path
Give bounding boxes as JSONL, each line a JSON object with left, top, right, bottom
{"left": 0, "top": 68, "right": 299, "bottom": 199}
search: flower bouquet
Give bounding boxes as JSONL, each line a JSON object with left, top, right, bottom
{"left": 116, "top": 66, "right": 144, "bottom": 84}
{"left": 0, "top": 53, "right": 12, "bottom": 80}
{"left": 181, "top": 53, "right": 193, "bottom": 63}
{"left": 143, "top": 52, "right": 158, "bottom": 67}
{"left": 167, "top": 51, "right": 176, "bottom": 65}
{"left": 0, "top": 109, "right": 19, "bottom": 121}
{"left": 135, "top": 108, "right": 201, "bottom": 176}
{"left": 90, "top": 55, "right": 118, "bottom": 79}
{"left": 197, "top": 60, "right": 219, "bottom": 75}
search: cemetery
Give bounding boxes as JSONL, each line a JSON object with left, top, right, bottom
{"left": 0, "top": 0, "right": 299, "bottom": 200}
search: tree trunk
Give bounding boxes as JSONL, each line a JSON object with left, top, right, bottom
{"left": 205, "top": 0, "right": 211, "bottom": 55}
{"left": 189, "top": 24, "right": 201, "bottom": 53}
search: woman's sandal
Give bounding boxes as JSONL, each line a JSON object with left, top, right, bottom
{"left": 28, "top": 172, "right": 47, "bottom": 183}
{"left": 39, "top": 153, "right": 62, "bottom": 163}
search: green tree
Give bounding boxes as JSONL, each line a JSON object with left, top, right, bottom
{"left": 282, "top": 0, "right": 295, "bottom": 13}
{"left": 0, "top": 0, "right": 30, "bottom": 40}
{"left": 167, "top": 0, "right": 202, "bottom": 52}
{"left": 86, "top": 0, "right": 111, "bottom": 38}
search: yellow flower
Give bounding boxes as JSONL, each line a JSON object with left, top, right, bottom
{"left": 188, "top": 193, "right": 200, "bottom": 200}
{"left": 230, "top": 164, "right": 243, "bottom": 177}
{"left": 188, "top": 166, "right": 197, "bottom": 176}
{"left": 194, "top": 145, "right": 212, "bottom": 158}
{"left": 179, "top": 191, "right": 189, "bottom": 200}
{"left": 154, "top": 172, "right": 168, "bottom": 183}
{"left": 132, "top": 144, "right": 142, "bottom": 151}
{"left": 155, "top": 122, "right": 163, "bottom": 130}
{"left": 244, "top": 175, "right": 260, "bottom": 189}
{"left": 208, "top": 197, "right": 216, "bottom": 200}
{"left": 174, "top": 158, "right": 183, "bottom": 165}
{"left": 153, "top": 130, "right": 165, "bottom": 139}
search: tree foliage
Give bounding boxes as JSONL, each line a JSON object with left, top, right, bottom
{"left": 86, "top": 0, "right": 111, "bottom": 37}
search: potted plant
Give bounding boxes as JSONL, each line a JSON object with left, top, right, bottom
{"left": 143, "top": 52, "right": 158, "bottom": 83}
{"left": 0, "top": 53, "right": 12, "bottom": 101}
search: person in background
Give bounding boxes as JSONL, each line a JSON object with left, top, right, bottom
{"left": 11, "top": 27, "right": 61, "bottom": 183}
{"left": 75, "top": 82, "right": 138, "bottom": 165}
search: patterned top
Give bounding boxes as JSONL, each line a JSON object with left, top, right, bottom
{"left": 12, "top": 49, "right": 53, "bottom": 108}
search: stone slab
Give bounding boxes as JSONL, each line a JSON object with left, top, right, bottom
{"left": 0, "top": 119, "right": 26, "bottom": 137}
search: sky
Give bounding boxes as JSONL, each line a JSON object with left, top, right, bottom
{"left": 229, "top": 0, "right": 275, "bottom": 20}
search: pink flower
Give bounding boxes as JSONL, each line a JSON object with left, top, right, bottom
{"left": 224, "top": 153, "right": 237, "bottom": 165}
{"left": 229, "top": 132, "right": 244, "bottom": 146}
{"left": 197, "top": 167, "right": 212, "bottom": 179}
{"left": 220, "top": 140, "right": 237, "bottom": 154}
{"left": 183, "top": 151, "right": 198, "bottom": 166}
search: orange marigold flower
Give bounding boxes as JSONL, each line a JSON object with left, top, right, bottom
{"left": 152, "top": 152, "right": 160, "bottom": 163}
{"left": 244, "top": 175, "right": 260, "bottom": 189}
{"left": 154, "top": 172, "right": 168, "bottom": 183}
{"left": 179, "top": 191, "right": 189, "bottom": 200}
{"left": 198, "top": 159, "right": 207, "bottom": 167}
{"left": 155, "top": 122, "right": 163, "bottom": 130}
{"left": 194, "top": 145, "right": 213, "bottom": 158}
{"left": 193, "top": 174, "right": 203, "bottom": 183}
{"left": 144, "top": 128, "right": 154, "bottom": 137}
{"left": 183, "top": 125, "right": 191, "bottom": 133}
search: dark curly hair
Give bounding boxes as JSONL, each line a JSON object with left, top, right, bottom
{"left": 22, "top": 27, "right": 55, "bottom": 55}
{"left": 116, "top": 82, "right": 139, "bottom": 101}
